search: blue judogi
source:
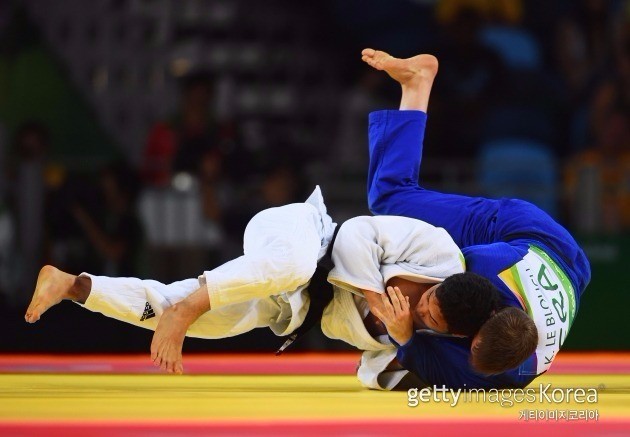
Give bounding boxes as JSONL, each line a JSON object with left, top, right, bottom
{"left": 367, "top": 110, "right": 591, "bottom": 389}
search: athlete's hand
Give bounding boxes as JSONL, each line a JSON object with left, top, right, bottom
{"left": 371, "top": 286, "right": 414, "bottom": 345}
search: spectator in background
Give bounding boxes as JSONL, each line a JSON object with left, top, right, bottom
{"left": 8, "top": 122, "right": 49, "bottom": 305}
{"left": 0, "top": 122, "right": 10, "bottom": 303}
{"left": 0, "top": 123, "right": 5, "bottom": 200}
{"left": 564, "top": 9, "right": 630, "bottom": 233}
{"left": 142, "top": 71, "right": 239, "bottom": 186}
{"left": 436, "top": 0, "right": 523, "bottom": 26}
{"left": 259, "top": 162, "right": 305, "bottom": 208}
{"left": 565, "top": 111, "right": 630, "bottom": 233}
{"left": 142, "top": 71, "right": 244, "bottom": 261}
{"left": 222, "top": 157, "right": 306, "bottom": 250}
{"left": 334, "top": 69, "right": 388, "bottom": 170}
{"left": 199, "top": 149, "right": 224, "bottom": 222}
{"left": 429, "top": 6, "right": 505, "bottom": 157}
{"left": 555, "top": 0, "right": 617, "bottom": 102}
{"left": 590, "top": 12, "right": 630, "bottom": 141}
{"left": 198, "top": 147, "right": 236, "bottom": 225}
{"left": 72, "top": 162, "right": 144, "bottom": 276}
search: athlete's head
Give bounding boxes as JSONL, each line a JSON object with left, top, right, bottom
{"left": 415, "top": 272, "right": 502, "bottom": 336}
{"left": 470, "top": 307, "right": 538, "bottom": 375}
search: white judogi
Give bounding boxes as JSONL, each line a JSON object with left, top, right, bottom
{"left": 321, "top": 216, "right": 465, "bottom": 389}
{"left": 79, "top": 187, "right": 464, "bottom": 390}
{"left": 81, "top": 186, "right": 336, "bottom": 339}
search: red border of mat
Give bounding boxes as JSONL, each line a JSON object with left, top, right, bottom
{"left": 0, "top": 352, "right": 628, "bottom": 374}
{"left": 1, "top": 419, "right": 628, "bottom": 436}
{"left": 0, "top": 352, "right": 356, "bottom": 374}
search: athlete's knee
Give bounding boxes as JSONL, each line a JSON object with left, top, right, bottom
{"left": 368, "top": 186, "right": 392, "bottom": 215}
{"left": 368, "top": 186, "right": 411, "bottom": 216}
{"left": 261, "top": 240, "right": 317, "bottom": 290}
{"left": 292, "top": 259, "right": 317, "bottom": 289}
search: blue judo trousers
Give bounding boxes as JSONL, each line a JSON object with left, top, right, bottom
{"left": 367, "top": 110, "right": 591, "bottom": 389}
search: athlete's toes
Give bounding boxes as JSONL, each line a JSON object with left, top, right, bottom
{"left": 150, "top": 344, "right": 158, "bottom": 361}
{"left": 25, "top": 311, "right": 39, "bottom": 324}
{"left": 151, "top": 344, "right": 162, "bottom": 366}
{"left": 361, "top": 48, "right": 375, "bottom": 57}
{"left": 365, "top": 59, "right": 379, "bottom": 69}
{"left": 25, "top": 302, "right": 38, "bottom": 315}
{"left": 166, "top": 358, "right": 175, "bottom": 374}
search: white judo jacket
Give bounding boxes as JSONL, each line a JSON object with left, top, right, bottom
{"left": 322, "top": 215, "right": 465, "bottom": 389}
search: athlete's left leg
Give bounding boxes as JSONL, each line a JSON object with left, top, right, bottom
{"left": 362, "top": 49, "right": 500, "bottom": 248}
{"left": 25, "top": 268, "right": 284, "bottom": 374}
{"left": 26, "top": 201, "right": 325, "bottom": 374}
{"left": 25, "top": 265, "right": 206, "bottom": 374}
{"left": 362, "top": 49, "right": 590, "bottom": 297}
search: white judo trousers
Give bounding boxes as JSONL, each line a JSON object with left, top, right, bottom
{"left": 81, "top": 187, "right": 336, "bottom": 340}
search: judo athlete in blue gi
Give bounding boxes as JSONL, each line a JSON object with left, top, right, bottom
{"left": 360, "top": 49, "right": 591, "bottom": 389}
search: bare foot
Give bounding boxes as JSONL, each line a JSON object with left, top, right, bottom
{"left": 25, "top": 266, "right": 76, "bottom": 323}
{"left": 150, "top": 304, "right": 191, "bottom": 374}
{"left": 361, "top": 48, "right": 438, "bottom": 86}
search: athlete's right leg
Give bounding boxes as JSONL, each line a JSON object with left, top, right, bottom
{"left": 26, "top": 202, "right": 323, "bottom": 326}
{"left": 25, "top": 266, "right": 282, "bottom": 374}
{"left": 362, "top": 49, "right": 500, "bottom": 248}
{"left": 25, "top": 265, "right": 204, "bottom": 329}
{"left": 25, "top": 201, "right": 325, "bottom": 373}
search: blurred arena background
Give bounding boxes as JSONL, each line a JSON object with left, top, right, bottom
{"left": 0, "top": 0, "right": 628, "bottom": 357}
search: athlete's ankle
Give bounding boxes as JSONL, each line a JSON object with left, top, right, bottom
{"left": 69, "top": 275, "right": 91, "bottom": 304}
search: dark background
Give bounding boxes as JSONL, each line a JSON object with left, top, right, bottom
{"left": 0, "top": 0, "right": 628, "bottom": 353}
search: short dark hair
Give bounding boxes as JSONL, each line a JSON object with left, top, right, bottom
{"left": 471, "top": 307, "right": 538, "bottom": 375}
{"left": 436, "top": 272, "right": 502, "bottom": 336}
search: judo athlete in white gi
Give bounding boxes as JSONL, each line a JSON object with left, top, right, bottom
{"left": 25, "top": 182, "right": 465, "bottom": 389}
{"left": 324, "top": 212, "right": 464, "bottom": 389}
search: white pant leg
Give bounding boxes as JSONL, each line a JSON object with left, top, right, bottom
{"left": 203, "top": 202, "right": 323, "bottom": 309}
{"left": 79, "top": 200, "right": 329, "bottom": 339}
{"left": 80, "top": 274, "right": 288, "bottom": 339}
{"left": 81, "top": 275, "right": 201, "bottom": 332}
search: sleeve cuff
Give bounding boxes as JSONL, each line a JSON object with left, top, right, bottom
{"left": 389, "top": 334, "right": 414, "bottom": 349}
